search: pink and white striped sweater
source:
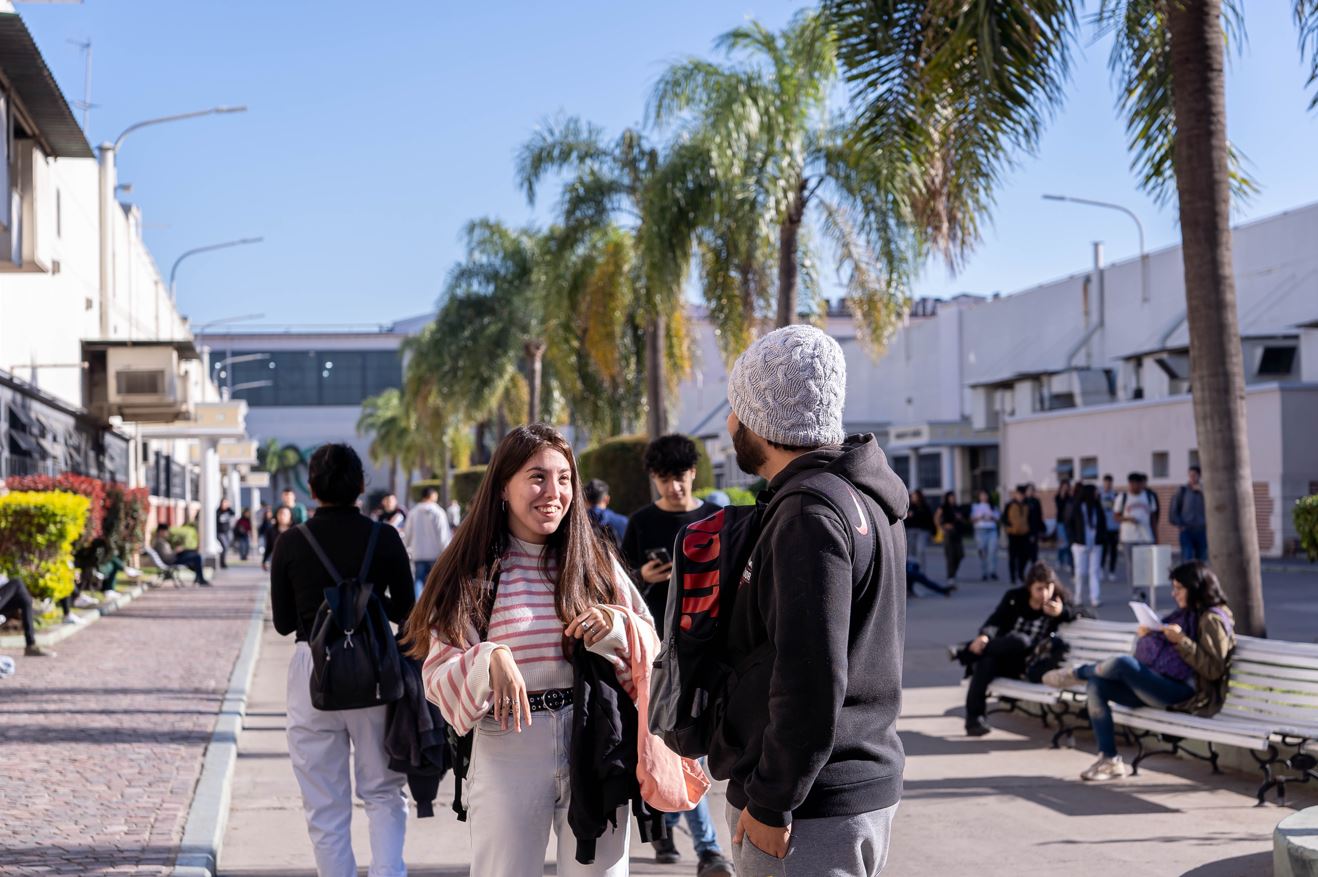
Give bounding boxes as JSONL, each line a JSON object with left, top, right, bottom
{"left": 421, "top": 537, "right": 653, "bottom": 734}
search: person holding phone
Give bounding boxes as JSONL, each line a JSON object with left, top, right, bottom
{"left": 951, "top": 562, "right": 1075, "bottom": 737}
{"left": 620, "top": 434, "right": 732, "bottom": 875}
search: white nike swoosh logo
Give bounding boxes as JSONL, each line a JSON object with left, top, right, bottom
{"left": 849, "top": 489, "right": 869, "bottom": 536}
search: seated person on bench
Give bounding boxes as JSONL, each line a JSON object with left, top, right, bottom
{"left": 150, "top": 524, "right": 210, "bottom": 586}
{"left": 953, "top": 561, "right": 1074, "bottom": 737}
{"left": 0, "top": 572, "right": 55, "bottom": 657}
{"left": 1044, "top": 561, "right": 1234, "bottom": 782}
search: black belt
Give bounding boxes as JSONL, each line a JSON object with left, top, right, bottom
{"left": 527, "top": 688, "right": 573, "bottom": 713}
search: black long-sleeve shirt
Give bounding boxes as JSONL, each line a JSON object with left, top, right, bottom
{"left": 270, "top": 505, "right": 415, "bottom": 641}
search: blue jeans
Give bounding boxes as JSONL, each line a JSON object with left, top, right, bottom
{"left": 665, "top": 795, "right": 721, "bottom": 856}
{"left": 1078, "top": 656, "right": 1195, "bottom": 757}
{"left": 1055, "top": 523, "right": 1071, "bottom": 569}
{"left": 1179, "top": 526, "right": 1208, "bottom": 562}
{"left": 974, "top": 528, "right": 998, "bottom": 577}
{"left": 413, "top": 559, "right": 435, "bottom": 600}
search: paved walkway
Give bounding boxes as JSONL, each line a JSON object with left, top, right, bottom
{"left": 0, "top": 563, "right": 265, "bottom": 876}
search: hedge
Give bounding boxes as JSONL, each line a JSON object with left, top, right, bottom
{"left": 5, "top": 473, "right": 106, "bottom": 546}
{"left": 696, "top": 486, "right": 757, "bottom": 507}
{"left": 1295, "top": 495, "right": 1318, "bottom": 561}
{"left": 0, "top": 491, "right": 92, "bottom": 601}
{"left": 167, "top": 526, "right": 199, "bottom": 551}
{"left": 578, "top": 435, "right": 713, "bottom": 517}
{"left": 452, "top": 467, "right": 488, "bottom": 508}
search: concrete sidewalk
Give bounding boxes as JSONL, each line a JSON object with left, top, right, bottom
{"left": 0, "top": 563, "right": 266, "bottom": 876}
{"left": 219, "top": 618, "right": 734, "bottom": 876}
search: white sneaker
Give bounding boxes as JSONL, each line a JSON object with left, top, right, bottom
{"left": 102, "top": 592, "right": 124, "bottom": 605}
{"left": 1043, "top": 667, "right": 1081, "bottom": 689}
{"left": 73, "top": 593, "right": 99, "bottom": 609}
{"left": 1081, "top": 754, "right": 1130, "bottom": 781}
{"left": 62, "top": 613, "right": 87, "bottom": 626}
{"left": 124, "top": 566, "right": 143, "bottom": 578}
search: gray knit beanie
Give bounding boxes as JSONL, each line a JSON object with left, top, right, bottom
{"left": 728, "top": 324, "right": 846, "bottom": 447}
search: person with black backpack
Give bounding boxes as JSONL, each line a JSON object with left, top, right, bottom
{"left": 270, "top": 443, "right": 415, "bottom": 877}
{"left": 404, "top": 424, "right": 655, "bottom": 876}
{"left": 702, "top": 325, "right": 908, "bottom": 876}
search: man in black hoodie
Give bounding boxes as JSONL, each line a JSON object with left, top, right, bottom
{"left": 709, "top": 324, "right": 907, "bottom": 877}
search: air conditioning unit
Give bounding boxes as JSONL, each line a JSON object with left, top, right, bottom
{"left": 106, "top": 346, "right": 191, "bottom": 422}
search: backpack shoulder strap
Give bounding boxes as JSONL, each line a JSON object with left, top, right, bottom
{"left": 357, "top": 520, "right": 383, "bottom": 582}
{"left": 297, "top": 523, "right": 344, "bottom": 585}
{"left": 776, "top": 472, "right": 877, "bottom": 588}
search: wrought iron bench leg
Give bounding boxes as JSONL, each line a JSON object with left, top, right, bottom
{"left": 1251, "top": 744, "right": 1282, "bottom": 806}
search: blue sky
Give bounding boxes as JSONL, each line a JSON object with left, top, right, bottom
{"left": 20, "top": 1, "right": 1318, "bottom": 329}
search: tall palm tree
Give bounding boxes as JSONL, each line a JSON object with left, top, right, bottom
{"left": 256, "top": 438, "right": 305, "bottom": 495}
{"left": 356, "top": 388, "right": 411, "bottom": 496}
{"left": 517, "top": 119, "right": 694, "bottom": 435}
{"left": 650, "top": 11, "right": 920, "bottom": 342}
{"left": 822, "top": 0, "right": 1318, "bottom": 635}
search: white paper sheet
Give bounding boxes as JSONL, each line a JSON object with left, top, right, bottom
{"left": 1129, "top": 601, "right": 1163, "bottom": 631}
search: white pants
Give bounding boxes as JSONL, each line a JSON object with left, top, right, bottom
{"left": 467, "top": 706, "right": 630, "bottom": 876}
{"left": 286, "top": 641, "right": 408, "bottom": 877}
{"left": 1071, "top": 543, "right": 1103, "bottom": 606}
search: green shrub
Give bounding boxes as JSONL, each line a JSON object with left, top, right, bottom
{"left": 696, "top": 486, "right": 757, "bottom": 507}
{"left": 168, "top": 526, "right": 198, "bottom": 551}
{"left": 1295, "top": 495, "right": 1318, "bottom": 561}
{"left": 578, "top": 435, "right": 713, "bottom": 517}
{"left": 452, "top": 467, "right": 488, "bottom": 508}
{"left": 0, "top": 491, "right": 91, "bottom": 601}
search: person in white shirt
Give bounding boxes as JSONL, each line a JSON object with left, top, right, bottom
{"left": 403, "top": 486, "right": 453, "bottom": 599}
{"left": 1114, "top": 472, "right": 1159, "bottom": 584}
{"left": 969, "top": 490, "right": 1000, "bottom": 581}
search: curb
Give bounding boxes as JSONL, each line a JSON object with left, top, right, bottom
{"left": 172, "top": 589, "right": 266, "bottom": 877}
{"left": 0, "top": 580, "right": 148, "bottom": 650}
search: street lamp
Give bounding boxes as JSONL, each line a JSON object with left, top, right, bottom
{"left": 1042, "top": 194, "right": 1149, "bottom": 303}
{"left": 191, "top": 313, "right": 265, "bottom": 403}
{"left": 211, "top": 352, "right": 271, "bottom": 398}
{"left": 169, "top": 237, "right": 264, "bottom": 299}
{"left": 98, "top": 106, "right": 248, "bottom": 337}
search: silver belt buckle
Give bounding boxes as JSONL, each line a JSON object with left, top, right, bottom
{"left": 542, "top": 689, "right": 564, "bottom": 711}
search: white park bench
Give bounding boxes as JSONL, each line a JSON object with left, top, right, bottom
{"left": 981, "top": 618, "right": 1318, "bottom": 806}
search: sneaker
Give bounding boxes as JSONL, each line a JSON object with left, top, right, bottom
{"left": 966, "top": 716, "right": 992, "bottom": 737}
{"left": 653, "top": 836, "right": 681, "bottom": 865}
{"left": 124, "top": 566, "right": 143, "bottom": 578}
{"left": 990, "top": 573, "right": 1000, "bottom": 581}
{"left": 62, "top": 613, "right": 87, "bottom": 626}
{"left": 0, "top": 613, "right": 6, "bottom": 625}
{"left": 102, "top": 591, "right": 124, "bottom": 603}
{"left": 1080, "top": 754, "right": 1130, "bottom": 781}
{"left": 1042, "top": 667, "right": 1080, "bottom": 689}
{"left": 697, "top": 850, "right": 735, "bottom": 876}
{"left": 24, "top": 644, "right": 56, "bottom": 657}
{"left": 73, "top": 593, "right": 99, "bottom": 609}
{"left": 197, "top": 579, "right": 213, "bottom": 587}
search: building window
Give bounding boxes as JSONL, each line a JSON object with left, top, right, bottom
{"left": 1257, "top": 345, "right": 1297, "bottom": 378}
{"left": 1080, "top": 456, "right": 1099, "bottom": 480}
{"left": 917, "top": 452, "right": 942, "bottom": 490}
{"left": 1056, "top": 458, "right": 1075, "bottom": 481}
{"left": 225, "top": 349, "right": 403, "bottom": 406}
{"left": 1188, "top": 449, "right": 1199, "bottom": 469}
{"left": 892, "top": 453, "right": 911, "bottom": 488}
{"left": 1152, "top": 451, "right": 1170, "bottom": 479}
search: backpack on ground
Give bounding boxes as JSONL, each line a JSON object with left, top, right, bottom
{"left": 301, "top": 522, "right": 404, "bottom": 711}
{"left": 648, "top": 471, "right": 877, "bottom": 759}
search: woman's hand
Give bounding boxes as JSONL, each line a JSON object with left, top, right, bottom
{"left": 1043, "top": 596, "right": 1064, "bottom": 617}
{"left": 1137, "top": 625, "right": 1151, "bottom": 638}
{"left": 488, "top": 647, "right": 532, "bottom": 731}
{"left": 968, "top": 635, "right": 990, "bottom": 656}
{"left": 1162, "top": 623, "right": 1185, "bottom": 645}
{"left": 566, "top": 606, "right": 614, "bottom": 648}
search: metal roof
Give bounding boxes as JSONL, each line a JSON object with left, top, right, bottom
{"left": 0, "top": 13, "right": 94, "bottom": 159}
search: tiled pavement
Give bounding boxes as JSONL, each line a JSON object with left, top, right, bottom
{"left": 0, "top": 564, "right": 265, "bottom": 876}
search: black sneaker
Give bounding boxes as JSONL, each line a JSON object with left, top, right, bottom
{"left": 698, "top": 850, "right": 735, "bottom": 876}
{"left": 653, "top": 836, "right": 680, "bottom": 865}
{"left": 966, "top": 716, "right": 992, "bottom": 737}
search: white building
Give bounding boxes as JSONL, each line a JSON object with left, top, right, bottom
{"left": 676, "top": 202, "right": 1318, "bottom": 557}
{"left": 0, "top": 5, "right": 251, "bottom": 558}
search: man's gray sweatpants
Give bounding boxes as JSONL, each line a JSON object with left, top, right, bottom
{"left": 726, "top": 802, "right": 898, "bottom": 876}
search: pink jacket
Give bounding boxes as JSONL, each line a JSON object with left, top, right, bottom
{"left": 609, "top": 605, "right": 711, "bottom": 812}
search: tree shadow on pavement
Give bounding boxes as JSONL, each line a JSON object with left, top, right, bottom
{"left": 902, "top": 775, "right": 1180, "bottom": 817}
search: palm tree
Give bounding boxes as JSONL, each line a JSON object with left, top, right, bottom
{"left": 822, "top": 0, "right": 1318, "bottom": 635}
{"left": 650, "top": 11, "right": 919, "bottom": 341}
{"left": 256, "top": 438, "right": 305, "bottom": 495}
{"left": 517, "top": 119, "right": 694, "bottom": 435}
{"left": 356, "top": 388, "right": 411, "bottom": 496}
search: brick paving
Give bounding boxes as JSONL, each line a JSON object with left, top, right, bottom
{"left": 0, "top": 564, "right": 265, "bottom": 876}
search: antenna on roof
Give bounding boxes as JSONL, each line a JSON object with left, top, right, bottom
{"left": 66, "top": 38, "right": 95, "bottom": 132}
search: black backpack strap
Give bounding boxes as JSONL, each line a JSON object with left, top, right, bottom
{"left": 358, "top": 520, "right": 382, "bottom": 582}
{"left": 453, "top": 561, "right": 502, "bottom": 822}
{"left": 779, "top": 473, "right": 877, "bottom": 590}
{"left": 297, "top": 523, "right": 344, "bottom": 585}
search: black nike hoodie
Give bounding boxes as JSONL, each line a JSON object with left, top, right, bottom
{"left": 708, "top": 434, "right": 909, "bottom": 827}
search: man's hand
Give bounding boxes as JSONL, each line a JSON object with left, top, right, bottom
{"left": 734, "top": 809, "right": 791, "bottom": 859}
{"left": 968, "top": 634, "right": 990, "bottom": 656}
{"left": 640, "top": 559, "right": 673, "bottom": 585}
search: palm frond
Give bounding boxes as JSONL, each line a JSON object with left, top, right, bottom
{"left": 516, "top": 116, "right": 610, "bottom": 205}
{"left": 1297, "top": 0, "right": 1318, "bottom": 109}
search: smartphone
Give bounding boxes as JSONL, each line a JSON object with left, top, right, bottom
{"left": 645, "top": 547, "right": 673, "bottom": 566}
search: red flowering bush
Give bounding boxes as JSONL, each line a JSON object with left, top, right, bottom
{"left": 5, "top": 474, "right": 107, "bottom": 546}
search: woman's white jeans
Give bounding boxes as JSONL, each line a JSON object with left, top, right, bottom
{"left": 286, "top": 641, "right": 408, "bottom": 877}
{"left": 1071, "top": 543, "right": 1103, "bottom": 606}
{"left": 467, "top": 706, "right": 630, "bottom": 876}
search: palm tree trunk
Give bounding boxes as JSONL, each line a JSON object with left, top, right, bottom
{"left": 776, "top": 177, "right": 808, "bottom": 328}
{"left": 645, "top": 316, "right": 667, "bottom": 438}
{"left": 525, "top": 339, "right": 547, "bottom": 424}
{"left": 1166, "top": 0, "right": 1265, "bottom": 636}
{"left": 439, "top": 441, "right": 451, "bottom": 507}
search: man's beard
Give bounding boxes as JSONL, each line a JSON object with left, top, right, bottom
{"left": 732, "top": 423, "right": 767, "bottom": 476}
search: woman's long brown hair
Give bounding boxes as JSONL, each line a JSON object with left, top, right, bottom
{"left": 403, "top": 423, "right": 619, "bottom": 657}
